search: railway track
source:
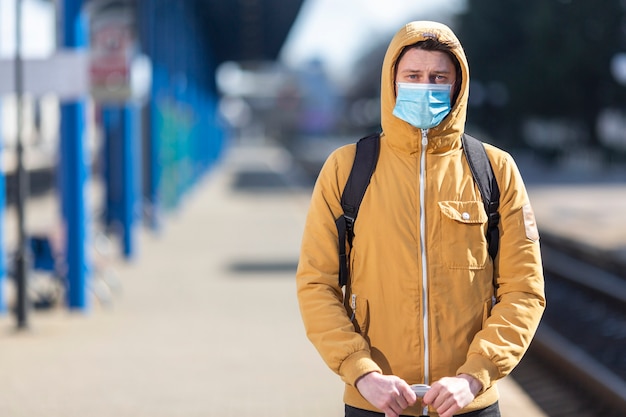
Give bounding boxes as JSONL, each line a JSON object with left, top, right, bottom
{"left": 511, "top": 231, "right": 626, "bottom": 417}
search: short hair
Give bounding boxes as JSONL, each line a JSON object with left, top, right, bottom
{"left": 395, "top": 39, "right": 463, "bottom": 105}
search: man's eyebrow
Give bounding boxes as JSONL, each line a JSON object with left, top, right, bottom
{"left": 400, "top": 68, "right": 451, "bottom": 74}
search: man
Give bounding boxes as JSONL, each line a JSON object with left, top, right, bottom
{"left": 296, "top": 21, "right": 545, "bottom": 417}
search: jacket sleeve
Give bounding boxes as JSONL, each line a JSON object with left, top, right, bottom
{"left": 457, "top": 150, "right": 546, "bottom": 391}
{"left": 295, "top": 147, "right": 382, "bottom": 386}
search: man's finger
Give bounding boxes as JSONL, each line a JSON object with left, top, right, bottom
{"left": 436, "top": 394, "right": 464, "bottom": 417}
{"left": 396, "top": 395, "right": 408, "bottom": 409}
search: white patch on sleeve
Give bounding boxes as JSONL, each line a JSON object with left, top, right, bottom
{"left": 523, "top": 203, "right": 539, "bottom": 241}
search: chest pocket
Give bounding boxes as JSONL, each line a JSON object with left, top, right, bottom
{"left": 438, "top": 201, "right": 488, "bottom": 269}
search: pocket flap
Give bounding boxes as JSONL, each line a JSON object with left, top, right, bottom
{"left": 438, "top": 201, "right": 487, "bottom": 224}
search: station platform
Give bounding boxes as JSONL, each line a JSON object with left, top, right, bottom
{"left": 4, "top": 139, "right": 623, "bottom": 416}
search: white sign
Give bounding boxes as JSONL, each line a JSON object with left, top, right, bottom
{"left": 0, "top": 50, "right": 89, "bottom": 100}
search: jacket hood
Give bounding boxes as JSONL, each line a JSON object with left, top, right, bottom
{"left": 380, "top": 21, "right": 470, "bottom": 154}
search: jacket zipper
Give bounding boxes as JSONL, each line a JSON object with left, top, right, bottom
{"left": 419, "top": 128, "right": 430, "bottom": 416}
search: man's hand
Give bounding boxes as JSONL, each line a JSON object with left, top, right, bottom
{"left": 355, "top": 372, "right": 417, "bottom": 417}
{"left": 422, "top": 374, "right": 482, "bottom": 417}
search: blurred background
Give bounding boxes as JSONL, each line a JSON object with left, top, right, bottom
{"left": 1, "top": 0, "right": 625, "bottom": 208}
{"left": 2, "top": 0, "right": 626, "bottom": 201}
{"left": 0, "top": 0, "right": 625, "bottom": 416}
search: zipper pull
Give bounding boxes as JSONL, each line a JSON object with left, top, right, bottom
{"left": 421, "top": 128, "right": 429, "bottom": 146}
{"left": 350, "top": 294, "right": 357, "bottom": 321}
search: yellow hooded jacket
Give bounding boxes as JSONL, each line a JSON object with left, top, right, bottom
{"left": 296, "top": 21, "right": 546, "bottom": 415}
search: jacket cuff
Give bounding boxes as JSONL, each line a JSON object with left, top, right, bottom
{"left": 339, "top": 350, "right": 382, "bottom": 386}
{"left": 456, "top": 354, "right": 501, "bottom": 393}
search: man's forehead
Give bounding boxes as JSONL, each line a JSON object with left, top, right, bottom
{"left": 398, "top": 49, "right": 454, "bottom": 68}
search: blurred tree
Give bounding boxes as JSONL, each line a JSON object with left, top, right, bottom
{"left": 457, "top": 0, "right": 626, "bottom": 152}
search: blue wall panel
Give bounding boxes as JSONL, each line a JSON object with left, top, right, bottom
{"left": 137, "top": 0, "right": 226, "bottom": 225}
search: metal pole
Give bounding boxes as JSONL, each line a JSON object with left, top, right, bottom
{"left": 14, "top": 0, "right": 30, "bottom": 328}
{"left": 0, "top": 99, "right": 6, "bottom": 314}
{"left": 102, "top": 104, "right": 139, "bottom": 259}
{"left": 60, "top": 0, "right": 90, "bottom": 310}
{"left": 122, "top": 103, "right": 139, "bottom": 258}
{"left": 0, "top": 1, "right": 6, "bottom": 314}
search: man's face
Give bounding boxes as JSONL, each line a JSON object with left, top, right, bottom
{"left": 395, "top": 48, "right": 457, "bottom": 99}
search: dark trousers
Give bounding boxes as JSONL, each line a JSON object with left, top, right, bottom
{"left": 345, "top": 401, "right": 501, "bottom": 417}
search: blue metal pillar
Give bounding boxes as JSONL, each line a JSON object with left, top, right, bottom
{"left": 60, "top": 0, "right": 90, "bottom": 310}
{"left": 143, "top": 1, "right": 163, "bottom": 231}
{"left": 122, "top": 103, "right": 141, "bottom": 258}
{"left": 102, "top": 104, "right": 140, "bottom": 259}
{"left": 101, "top": 108, "right": 118, "bottom": 235}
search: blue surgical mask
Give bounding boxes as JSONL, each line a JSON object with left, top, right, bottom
{"left": 392, "top": 83, "right": 452, "bottom": 129}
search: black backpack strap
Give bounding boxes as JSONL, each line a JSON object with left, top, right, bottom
{"left": 335, "top": 134, "right": 380, "bottom": 287}
{"left": 461, "top": 134, "right": 501, "bottom": 260}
